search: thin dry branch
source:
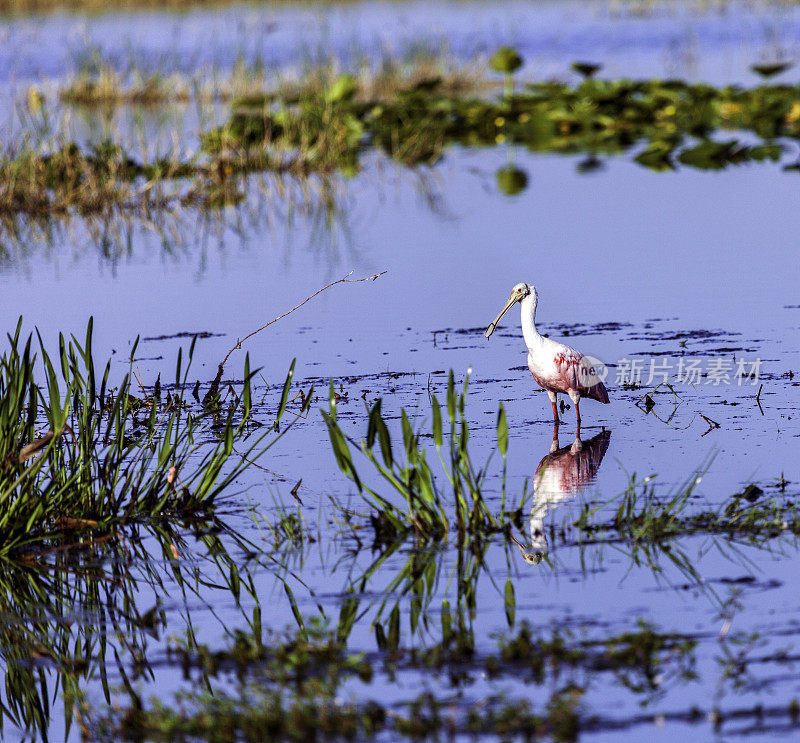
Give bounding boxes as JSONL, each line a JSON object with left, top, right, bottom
{"left": 206, "top": 270, "right": 388, "bottom": 403}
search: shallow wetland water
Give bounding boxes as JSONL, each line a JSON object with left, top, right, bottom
{"left": 1, "top": 1, "right": 800, "bottom": 741}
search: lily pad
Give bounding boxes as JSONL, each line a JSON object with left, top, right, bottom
{"left": 496, "top": 165, "right": 529, "bottom": 196}
{"left": 571, "top": 62, "right": 602, "bottom": 78}
{"left": 490, "top": 47, "right": 523, "bottom": 75}
{"left": 751, "top": 62, "right": 793, "bottom": 79}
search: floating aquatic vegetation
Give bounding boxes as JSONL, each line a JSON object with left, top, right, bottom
{"left": 7, "top": 62, "right": 800, "bottom": 218}
{"left": 751, "top": 62, "right": 793, "bottom": 79}
{"left": 206, "top": 68, "right": 800, "bottom": 176}
{"left": 495, "top": 164, "right": 529, "bottom": 195}
{"left": 571, "top": 62, "right": 603, "bottom": 79}
{"left": 489, "top": 45, "right": 523, "bottom": 98}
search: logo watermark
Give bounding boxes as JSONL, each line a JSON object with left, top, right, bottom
{"left": 581, "top": 357, "right": 761, "bottom": 387}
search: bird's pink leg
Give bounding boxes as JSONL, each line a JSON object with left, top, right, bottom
{"left": 575, "top": 398, "right": 582, "bottom": 438}
{"left": 550, "top": 397, "right": 559, "bottom": 423}
{"left": 550, "top": 420, "right": 560, "bottom": 452}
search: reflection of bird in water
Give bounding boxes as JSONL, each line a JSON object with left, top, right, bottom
{"left": 512, "top": 427, "right": 612, "bottom": 566}
{"left": 484, "top": 283, "right": 609, "bottom": 436}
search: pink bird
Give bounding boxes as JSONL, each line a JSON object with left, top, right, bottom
{"left": 484, "top": 283, "right": 609, "bottom": 434}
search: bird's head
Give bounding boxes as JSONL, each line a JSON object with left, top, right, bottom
{"left": 485, "top": 282, "right": 536, "bottom": 339}
{"left": 522, "top": 550, "right": 545, "bottom": 566}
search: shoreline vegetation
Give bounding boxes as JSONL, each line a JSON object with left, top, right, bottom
{"left": 5, "top": 54, "right": 800, "bottom": 218}
{"left": 0, "top": 316, "right": 311, "bottom": 556}
{"left": 1, "top": 304, "right": 798, "bottom": 739}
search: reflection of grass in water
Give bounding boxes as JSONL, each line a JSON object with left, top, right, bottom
{"left": 89, "top": 610, "right": 800, "bottom": 742}
{"left": 0, "top": 171, "right": 358, "bottom": 265}
{"left": 0, "top": 517, "right": 263, "bottom": 740}
{"left": 75, "top": 508, "right": 800, "bottom": 742}
{"left": 6, "top": 457, "right": 788, "bottom": 740}
{"left": 519, "top": 465, "right": 800, "bottom": 607}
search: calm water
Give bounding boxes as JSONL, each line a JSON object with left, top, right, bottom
{"left": 2, "top": 1, "right": 800, "bottom": 741}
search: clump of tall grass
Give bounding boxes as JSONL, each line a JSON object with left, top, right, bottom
{"left": 573, "top": 463, "right": 799, "bottom": 544}
{"left": 60, "top": 68, "right": 191, "bottom": 107}
{"left": 0, "top": 141, "right": 191, "bottom": 217}
{"left": 0, "top": 317, "right": 310, "bottom": 554}
{"left": 59, "top": 58, "right": 276, "bottom": 108}
{"left": 323, "top": 371, "right": 526, "bottom": 539}
{"left": 58, "top": 56, "right": 487, "bottom": 110}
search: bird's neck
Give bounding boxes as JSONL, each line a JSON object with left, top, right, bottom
{"left": 529, "top": 499, "right": 547, "bottom": 550}
{"left": 521, "top": 295, "right": 542, "bottom": 350}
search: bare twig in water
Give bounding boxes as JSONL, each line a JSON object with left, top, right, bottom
{"left": 756, "top": 383, "right": 764, "bottom": 416}
{"left": 206, "top": 270, "right": 387, "bottom": 404}
{"left": 699, "top": 414, "right": 720, "bottom": 436}
{"left": 634, "top": 378, "right": 687, "bottom": 428}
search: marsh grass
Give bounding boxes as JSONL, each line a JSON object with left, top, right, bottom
{"left": 520, "top": 468, "right": 800, "bottom": 606}
{"left": 59, "top": 56, "right": 488, "bottom": 109}
{"left": 0, "top": 141, "right": 191, "bottom": 216}
{"left": 323, "top": 370, "right": 526, "bottom": 540}
{"left": 0, "top": 316, "right": 311, "bottom": 554}
{"left": 59, "top": 58, "right": 273, "bottom": 108}
{"left": 60, "top": 68, "right": 191, "bottom": 107}
{"left": 574, "top": 468, "right": 800, "bottom": 544}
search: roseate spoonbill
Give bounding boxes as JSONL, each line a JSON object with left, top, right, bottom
{"left": 484, "top": 283, "right": 609, "bottom": 433}
{"left": 511, "top": 428, "right": 611, "bottom": 565}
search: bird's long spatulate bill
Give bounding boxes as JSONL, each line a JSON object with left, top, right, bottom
{"left": 484, "top": 294, "right": 517, "bottom": 339}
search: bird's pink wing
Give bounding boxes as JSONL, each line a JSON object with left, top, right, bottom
{"left": 553, "top": 350, "right": 609, "bottom": 402}
{"left": 552, "top": 350, "right": 583, "bottom": 389}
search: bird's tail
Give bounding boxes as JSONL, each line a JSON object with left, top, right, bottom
{"left": 589, "top": 380, "right": 610, "bottom": 404}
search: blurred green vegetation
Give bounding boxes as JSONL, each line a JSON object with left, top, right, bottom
{"left": 9, "top": 68, "right": 800, "bottom": 217}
